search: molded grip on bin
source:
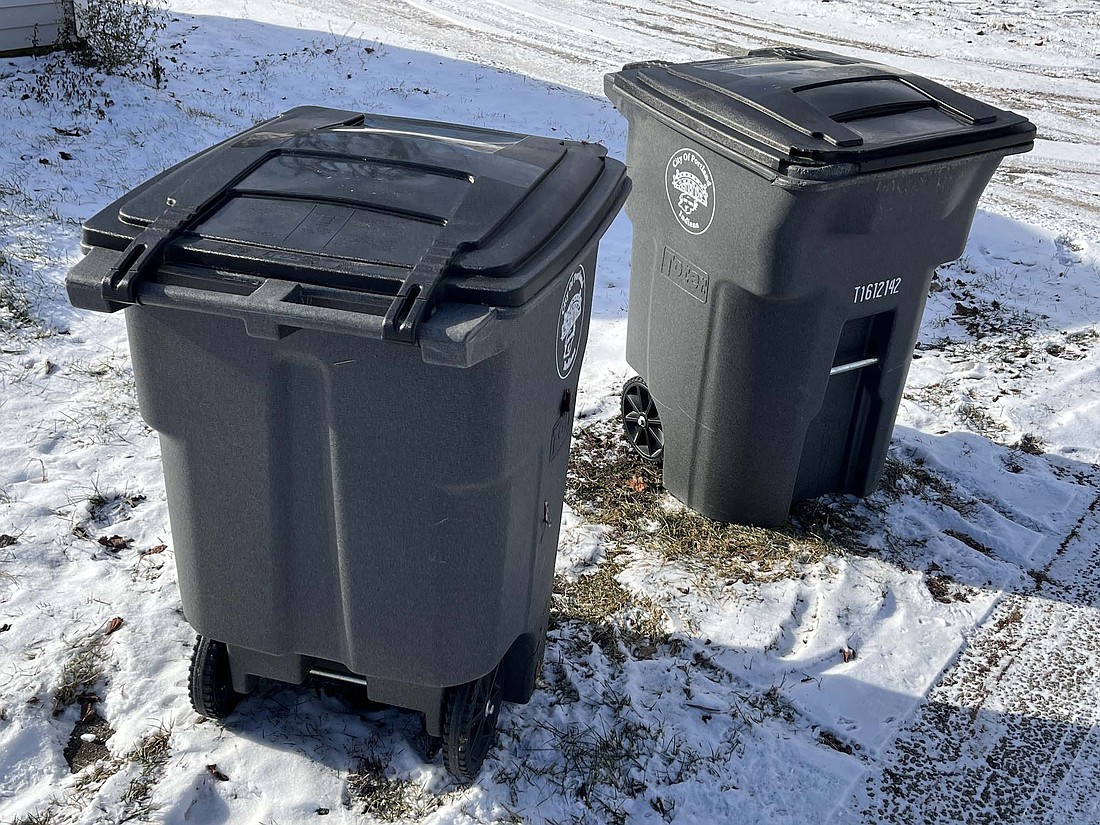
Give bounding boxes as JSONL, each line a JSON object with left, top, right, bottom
{"left": 64, "top": 205, "right": 199, "bottom": 315}
{"left": 750, "top": 46, "right": 1002, "bottom": 127}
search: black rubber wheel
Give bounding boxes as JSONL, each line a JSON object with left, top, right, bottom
{"left": 621, "top": 376, "right": 664, "bottom": 463}
{"left": 442, "top": 667, "right": 503, "bottom": 783}
{"left": 189, "top": 635, "right": 242, "bottom": 719}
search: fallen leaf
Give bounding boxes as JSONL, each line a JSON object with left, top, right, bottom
{"left": 78, "top": 692, "right": 100, "bottom": 723}
{"left": 206, "top": 764, "right": 229, "bottom": 781}
{"left": 141, "top": 544, "right": 167, "bottom": 556}
{"left": 0, "top": 624, "right": 10, "bottom": 633}
{"left": 52, "top": 126, "right": 83, "bottom": 137}
{"left": 97, "top": 535, "right": 132, "bottom": 551}
{"left": 0, "top": 534, "right": 16, "bottom": 548}
{"left": 626, "top": 475, "right": 647, "bottom": 493}
{"left": 954, "top": 302, "right": 978, "bottom": 317}
{"left": 105, "top": 617, "right": 124, "bottom": 635}
{"left": 58, "top": 152, "right": 73, "bottom": 161}
{"left": 841, "top": 647, "right": 855, "bottom": 663}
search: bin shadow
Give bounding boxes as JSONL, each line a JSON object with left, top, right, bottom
{"left": 833, "top": 424, "right": 1100, "bottom": 611}
{"left": 208, "top": 421, "right": 1100, "bottom": 821}
{"left": 210, "top": 590, "right": 1100, "bottom": 825}
{"left": 223, "top": 677, "right": 434, "bottom": 769}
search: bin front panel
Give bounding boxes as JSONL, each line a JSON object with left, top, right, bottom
{"left": 126, "top": 247, "right": 596, "bottom": 689}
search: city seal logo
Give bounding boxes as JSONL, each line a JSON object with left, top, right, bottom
{"left": 665, "top": 148, "right": 715, "bottom": 235}
{"left": 556, "top": 265, "right": 586, "bottom": 379}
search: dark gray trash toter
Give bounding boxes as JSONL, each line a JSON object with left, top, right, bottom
{"left": 66, "top": 106, "right": 629, "bottom": 781}
{"left": 605, "top": 49, "right": 1034, "bottom": 527}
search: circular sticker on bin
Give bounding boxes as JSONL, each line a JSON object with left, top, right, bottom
{"left": 556, "top": 265, "right": 586, "bottom": 379}
{"left": 666, "top": 148, "right": 715, "bottom": 235}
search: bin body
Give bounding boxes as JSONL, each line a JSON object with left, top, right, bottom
{"left": 67, "top": 107, "right": 628, "bottom": 732}
{"left": 606, "top": 49, "right": 1034, "bottom": 526}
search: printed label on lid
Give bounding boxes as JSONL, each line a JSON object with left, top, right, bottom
{"left": 665, "top": 148, "right": 715, "bottom": 235}
{"left": 556, "top": 265, "right": 586, "bottom": 379}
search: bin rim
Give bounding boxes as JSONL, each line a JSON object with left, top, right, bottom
{"left": 605, "top": 48, "right": 1035, "bottom": 179}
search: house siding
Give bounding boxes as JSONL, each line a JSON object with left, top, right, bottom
{"left": 0, "top": 1, "right": 69, "bottom": 56}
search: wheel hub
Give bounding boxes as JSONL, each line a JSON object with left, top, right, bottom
{"left": 637, "top": 414, "right": 648, "bottom": 428}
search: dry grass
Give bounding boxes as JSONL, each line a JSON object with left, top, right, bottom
{"left": 119, "top": 728, "right": 172, "bottom": 817}
{"left": 497, "top": 692, "right": 744, "bottom": 825}
{"left": 877, "top": 455, "right": 980, "bottom": 519}
{"left": 9, "top": 813, "right": 56, "bottom": 825}
{"left": 71, "top": 758, "right": 121, "bottom": 794}
{"left": 566, "top": 421, "right": 865, "bottom": 587}
{"left": 346, "top": 755, "right": 458, "bottom": 821}
{"left": 53, "top": 646, "right": 106, "bottom": 717}
{"left": 550, "top": 556, "right": 668, "bottom": 661}
{"left": 70, "top": 483, "right": 145, "bottom": 542}
{"left": 0, "top": 250, "right": 34, "bottom": 331}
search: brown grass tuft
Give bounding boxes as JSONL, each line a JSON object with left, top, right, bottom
{"left": 566, "top": 421, "right": 866, "bottom": 587}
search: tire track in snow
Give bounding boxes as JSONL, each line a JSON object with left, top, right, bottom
{"left": 834, "top": 491, "right": 1100, "bottom": 824}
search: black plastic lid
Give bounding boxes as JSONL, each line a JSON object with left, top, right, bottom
{"left": 77, "top": 106, "right": 628, "bottom": 341}
{"left": 606, "top": 48, "right": 1035, "bottom": 176}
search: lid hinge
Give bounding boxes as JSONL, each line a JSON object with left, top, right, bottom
{"left": 99, "top": 202, "right": 200, "bottom": 310}
{"left": 382, "top": 234, "right": 460, "bottom": 344}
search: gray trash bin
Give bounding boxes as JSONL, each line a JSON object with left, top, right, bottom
{"left": 66, "top": 106, "right": 629, "bottom": 780}
{"left": 605, "top": 49, "right": 1034, "bottom": 527}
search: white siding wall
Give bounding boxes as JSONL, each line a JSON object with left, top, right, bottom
{"left": 0, "top": 0, "right": 67, "bottom": 56}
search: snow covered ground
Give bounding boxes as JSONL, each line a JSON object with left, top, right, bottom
{"left": 1, "top": 0, "right": 1098, "bottom": 822}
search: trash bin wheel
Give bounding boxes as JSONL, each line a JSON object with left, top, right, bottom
{"left": 621, "top": 376, "right": 664, "bottom": 463}
{"left": 442, "top": 667, "right": 503, "bottom": 783}
{"left": 189, "top": 635, "right": 243, "bottom": 719}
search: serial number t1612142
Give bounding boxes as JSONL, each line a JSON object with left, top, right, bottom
{"left": 853, "top": 277, "right": 902, "bottom": 304}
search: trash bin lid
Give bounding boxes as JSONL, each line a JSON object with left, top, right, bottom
{"left": 606, "top": 48, "right": 1035, "bottom": 176}
{"left": 77, "top": 106, "right": 628, "bottom": 341}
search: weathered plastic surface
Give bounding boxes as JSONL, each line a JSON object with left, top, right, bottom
{"left": 606, "top": 49, "right": 1034, "bottom": 527}
{"left": 66, "top": 107, "right": 629, "bottom": 733}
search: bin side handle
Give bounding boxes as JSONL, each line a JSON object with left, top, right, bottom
{"left": 829, "top": 357, "right": 880, "bottom": 377}
{"left": 135, "top": 279, "right": 388, "bottom": 341}
{"left": 99, "top": 203, "right": 202, "bottom": 311}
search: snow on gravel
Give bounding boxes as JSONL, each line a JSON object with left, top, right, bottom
{"left": 1, "top": 1, "right": 1098, "bottom": 823}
